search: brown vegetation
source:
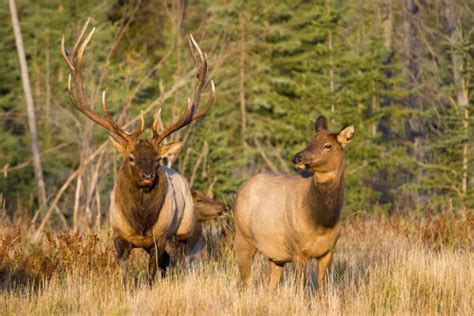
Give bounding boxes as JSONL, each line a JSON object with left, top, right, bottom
{"left": 1, "top": 211, "right": 471, "bottom": 314}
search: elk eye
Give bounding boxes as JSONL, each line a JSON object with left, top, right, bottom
{"left": 128, "top": 155, "right": 135, "bottom": 163}
{"left": 324, "top": 144, "right": 332, "bottom": 150}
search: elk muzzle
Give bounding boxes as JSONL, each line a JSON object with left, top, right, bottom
{"left": 140, "top": 171, "right": 155, "bottom": 185}
{"left": 292, "top": 153, "right": 307, "bottom": 170}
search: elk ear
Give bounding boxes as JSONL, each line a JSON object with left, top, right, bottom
{"left": 109, "top": 134, "right": 127, "bottom": 154}
{"left": 157, "top": 141, "right": 182, "bottom": 158}
{"left": 336, "top": 124, "right": 355, "bottom": 147}
{"left": 315, "top": 116, "right": 328, "bottom": 132}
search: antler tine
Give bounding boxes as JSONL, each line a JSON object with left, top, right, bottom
{"left": 60, "top": 18, "right": 91, "bottom": 71}
{"left": 101, "top": 91, "right": 145, "bottom": 140}
{"left": 60, "top": 36, "right": 75, "bottom": 71}
{"left": 190, "top": 36, "right": 208, "bottom": 105}
{"left": 130, "top": 111, "right": 145, "bottom": 139}
{"left": 101, "top": 91, "right": 123, "bottom": 135}
{"left": 71, "top": 17, "right": 91, "bottom": 57}
{"left": 152, "top": 108, "right": 163, "bottom": 139}
{"left": 61, "top": 19, "right": 133, "bottom": 142}
{"left": 152, "top": 35, "right": 214, "bottom": 145}
{"left": 62, "top": 26, "right": 95, "bottom": 110}
{"left": 191, "top": 80, "right": 215, "bottom": 120}
{"left": 189, "top": 34, "right": 206, "bottom": 79}
{"left": 71, "top": 26, "right": 96, "bottom": 116}
{"left": 76, "top": 27, "right": 95, "bottom": 73}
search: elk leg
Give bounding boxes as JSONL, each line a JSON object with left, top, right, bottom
{"left": 267, "top": 261, "right": 284, "bottom": 289}
{"left": 234, "top": 232, "right": 256, "bottom": 288}
{"left": 184, "top": 223, "right": 205, "bottom": 265}
{"left": 165, "top": 236, "right": 181, "bottom": 267}
{"left": 113, "top": 238, "right": 133, "bottom": 286}
{"left": 158, "top": 250, "right": 170, "bottom": 274}
{"left": 147, "top": 246, "right": 158, "bottom": 284}
{"left": 317, "top": 250, "right": 333, "bottom": 290}
{"left": 147, "top": 247, "right": 171, "bottom": 284}
{"left": 293, "top": 259, "right": 307, "bottom": 288}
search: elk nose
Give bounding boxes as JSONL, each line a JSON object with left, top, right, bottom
{"left": 292, "top": 154, "right": 302, "bottom": 165}
{"left": 141, "top": 172, "right": 154, "bottom": 180}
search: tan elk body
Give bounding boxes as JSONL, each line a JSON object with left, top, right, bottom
{"left": 233, "top": 116, "right": 354, "bottom": 289}
{"left": 61, "top": 19, "right": 215, "bottom": 283}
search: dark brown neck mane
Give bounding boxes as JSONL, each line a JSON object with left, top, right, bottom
{"left": 308, "top": 167, "right": 344, "bottom": 228}
{"left": 115, "top": 165, "right": 167, "bottom": 235}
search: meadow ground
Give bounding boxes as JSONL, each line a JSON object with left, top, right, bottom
{"left": 0, "top": 211, "right": 472, "bottom": 315}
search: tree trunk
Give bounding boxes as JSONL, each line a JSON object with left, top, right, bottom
{"left": 445, "top": 0, "right": 470, "bottom": 205}
{"left": 328, "top": 30, "right": 335, "bottom": 117}
{"left": 404, "top": 0, "right": 421, "bottom": 140}
{"left": 9, "top": 0, "right": 47, "bottom": 209}
{"left": 172, "top": 0, "right": 186, "bottom": 133}
{"left": 398, "top": 0, "right": 423, "bottom": 212}
{"left": 380, "top": 0, "right": 393, "bottom": 104}
{"left": 378, "top": 0, "right": 394, "bottom": 138}
{"left": 381, "top": 0, "right": 393, "bottom": 50}
{"left": 239, "top": 11, "right": 248, "bottom": 144}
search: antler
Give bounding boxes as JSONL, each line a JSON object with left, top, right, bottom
{"left": 152, "top": 34, "right": 215, "bottom": 145}
{"left": 60, "top": 18, "right": 144, "bottom": 142}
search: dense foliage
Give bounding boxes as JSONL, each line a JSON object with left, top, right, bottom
{"left": 0, "top": 0, "right": 472, "bottom": 229}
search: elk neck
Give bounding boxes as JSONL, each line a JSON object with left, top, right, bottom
{"left": 115, "top": 164, "right": 167, "bottom": 235}
{"left": 306, "top": 164, "right": 345, "bottom": 228}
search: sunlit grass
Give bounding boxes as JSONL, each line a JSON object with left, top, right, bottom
{"left": 1, "top": 214, "right": 472, "bottom": 315}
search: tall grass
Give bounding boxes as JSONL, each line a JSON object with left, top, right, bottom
{"left": 1, "top": 213, "right": 472, "bottom": 315}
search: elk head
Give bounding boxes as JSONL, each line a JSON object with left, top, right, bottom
{"left": 61, "top": 19, "right": 215, "bottom": 190}
{"left": 192, "top": 191, "right": 227, "bottom": 221}
{"left": 292, "top": 116, "right": 355, "bottom": 174}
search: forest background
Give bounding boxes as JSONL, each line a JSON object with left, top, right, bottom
{"left": 0, "top": 0, "right": 472, "bottom": 232}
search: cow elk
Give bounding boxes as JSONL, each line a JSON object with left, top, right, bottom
{"left": 61, "top": 19, "right": 215, "bottom": 284}
{"left": 233, "top": 116, "right": 354, "bottom": 289}
{"left": 166, "top": 190, "right": 227, "bottom": 265}
{"left": 185, "top": 191, "right": 227, "bottom": 262}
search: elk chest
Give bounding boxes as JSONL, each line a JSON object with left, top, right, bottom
{"left": 298, "top": 223, "right": 341, "bottom": 259}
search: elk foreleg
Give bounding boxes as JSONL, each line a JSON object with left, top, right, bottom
{"left": 113, "top": 237, "right": 133, "bottom": 286}
{"left": 147, "top": 246, "right": 170, "bottom": 285}
{"left": 317, "top": 250, "right": 333, "bottom": 290}
{"left": 293, "top": 259, "right": 307, "bottom": 289}
{"left": 267, "top": 261, "right": 284, "bottom": 289}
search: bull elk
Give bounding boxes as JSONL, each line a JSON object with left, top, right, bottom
{"left": 61, "top": 19, "right": 215, "bottom": 283}
{"left": 233, "top": 116, "right": 354, "bottom": 289}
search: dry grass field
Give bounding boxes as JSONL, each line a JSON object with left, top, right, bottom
{"left": 0, "top": 211, "right": 472, "bottom": 315}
